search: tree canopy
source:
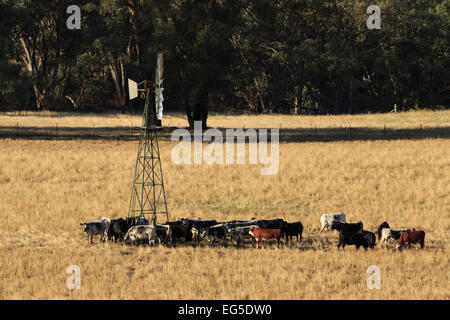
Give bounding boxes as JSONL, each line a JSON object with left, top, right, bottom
{"left": 1, "top": 0, "right": 448, "bottom": 125}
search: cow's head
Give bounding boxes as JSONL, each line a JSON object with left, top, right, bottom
{"left": 330, "top": 221, "right": 341, "bottom": 231}
{"left": 192, "top": 227, "right": 200, "bottom": 238}
{"left": 80, "top": 223, "right": 90, "bottom": 233}
{"left": 200, "top": 228, "right": 209, "bottom": 238}
{"left": 396, "top": 238, "right": 405, "bottom": 250}
{"left": 379, "top": 221, "right": 390, "bottom": 229}
{"left": 226, "top": 228, "right": 234, "bottom": 237}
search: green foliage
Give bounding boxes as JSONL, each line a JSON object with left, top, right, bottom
{"left": 0, "top": 0, "right": 448, "bottom": 116}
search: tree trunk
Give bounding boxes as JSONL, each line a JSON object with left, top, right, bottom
{"left": 33, "top": 85, "right": 45, "bottom": 110}
{"left": 127, "top": 0, "right": 141, "bottom": 64}
{"left": 348, "top": 77, "right": 353, "bottom": 114}
{"left": 293, "top": 85, "right": 303, "bottom": 115}
{"left": 185, "top": 87, "right": 208, "bottom": 129}
{"left": 109, "top": 58, "right": 126, "bottom": 107}
{"left": 335, "top": 79, "right": 340, "bottom": 114}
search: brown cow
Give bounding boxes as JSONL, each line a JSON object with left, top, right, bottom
{"left": 249, "top": 228, "right": 281, "bottom": 249}
{"left": 396, "top": 230, "right": 425, "bottom": 250}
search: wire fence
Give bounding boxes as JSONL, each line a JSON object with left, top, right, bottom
{"left": 0, "top": 122, "right": 448, "bottom": 142}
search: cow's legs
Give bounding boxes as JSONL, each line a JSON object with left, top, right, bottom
{"left": 420, "top": 240, "right": 424, "bottom": 249}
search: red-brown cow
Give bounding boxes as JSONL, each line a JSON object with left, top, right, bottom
{"left": 249, "top": 227, "right": 281, "bottom": 249}
{"left": 396, "top": 230, "right": 425, "bottom": 250}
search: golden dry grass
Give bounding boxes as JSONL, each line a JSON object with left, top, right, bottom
{"left": 0, "top": 110, "right": 449, "bottom": 300}
{"left": 1, "top": 109, "right": 449, "bottom": 129}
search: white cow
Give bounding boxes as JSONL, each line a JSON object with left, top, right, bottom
{"left": 123, "top": 225, "right": 158, "bottom": 246}
{"left": 80, "top": 217, "right": 110, "bottom": 243}
{"left": 101, "top": 217, "right": 111, "bottom": 239}
{"left": 379, "top": 228, "right": 415, "bottom": 248}
{"left": 320, "top": 212, "right": 346, "bottom": 232}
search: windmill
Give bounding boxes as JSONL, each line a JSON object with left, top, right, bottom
{"left": 127, "top": 53, "right": 168, "bottom": 225}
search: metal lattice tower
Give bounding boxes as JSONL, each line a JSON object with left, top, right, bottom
{"left": 127, "top": 81, "right": 169, "bottom": 224}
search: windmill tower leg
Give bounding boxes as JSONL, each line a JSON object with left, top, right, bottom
{"left": 127, "top": 86, "right": 169, "bottom": 226}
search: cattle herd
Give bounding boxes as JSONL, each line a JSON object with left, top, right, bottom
{"left": 80, "top": 212, "right": 426, "bottom": 251}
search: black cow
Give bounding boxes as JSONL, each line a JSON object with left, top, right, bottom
{"left": 179, "top": 218, "right": 218, "bottom": 243}
{"left": 166, "top": 222, "right": 192, "bottom": 243}
{"left": 155, "top": 224, "right": 172, "bottom": 245}
{"left": 281, "top": 221, "right": 303, "bottom": 244}
{"left": 331, "top": 221, "right": 363, "bottom": 233}
{"left": 202, "top": 224, "right": 227, "bottom": 244}
{"left": 337, "top": 230, "right": 376, "bottom": 250}
{"left": 377, "top": 221, "right": 390, "bottom": 241}
{"left": 259, "top": 219, "right": 286, "bottom": 229}
{"left": 107, "top": 218, "right": 134, "bottom": 243}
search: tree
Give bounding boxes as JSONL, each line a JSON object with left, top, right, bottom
{"left": 157, "top": 0, "right": 244, "bottom": 129}
{"left": 5, "top": 0, "right": 88, "bottom": 109}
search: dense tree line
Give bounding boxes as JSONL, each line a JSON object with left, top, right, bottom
{"left": 0, "top": 0, "right": 448, "bottom": 127}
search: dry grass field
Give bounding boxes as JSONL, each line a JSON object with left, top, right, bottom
{"left": 0, "top": 110, "right": 449, "bottom": 300}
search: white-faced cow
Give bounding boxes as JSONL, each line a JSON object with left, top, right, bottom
{"left": 320, "top": 212, "right": 346, "bottom": 232}
{"left": 379, "top": 227, "right": 416, "bottom": 248}
{"left": 249, "top": 227, "right": 282, "bottom": 249}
